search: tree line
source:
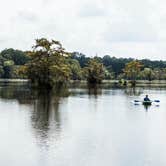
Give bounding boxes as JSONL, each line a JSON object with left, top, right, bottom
{"left": 0, "top": 38, "right": 166, "bottom": 87}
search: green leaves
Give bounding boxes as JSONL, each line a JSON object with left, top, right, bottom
{"left": 84, "top": 59, "right": 105, "bottom": 84}
{"left": 124, "top": 61, "right": 143, "bottom": 80}
{"left": 24, "top": 38, "right": 71, "bottom": 88}
{"left": 3, "top": 60, "right": 14, "bottom": 67}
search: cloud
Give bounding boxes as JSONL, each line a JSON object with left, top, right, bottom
{"left": 16, "top": 11, "right": 39, "bottom": 23}
{"left": 0, "top": 0, "right": 166, "bottom": 59}
{"left": 0, "top": 39, "right": 7, "bottom": 44}
{"left": 79, "top": 3, "right": 108, "bottom": 17}
{"left": 107, "top": 42, "right": 166, "bottom": 60}
{"left": 103, "top": 17, "right": 159, "bottom": 42}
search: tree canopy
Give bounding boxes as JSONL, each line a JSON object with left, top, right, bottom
{"left": 84, "top": 58, "right": 105, "bottom": 84}
{"left": 1, "top": 39, "right": 166, "bottom": 86}
{"left": 20, "top": 38, "right": 71, "bottom": 88}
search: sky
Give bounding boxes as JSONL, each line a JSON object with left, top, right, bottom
{"left": 0, "top": 0, "right": 166, "bottom": 60}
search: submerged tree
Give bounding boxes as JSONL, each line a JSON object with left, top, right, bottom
{"left": 124, "top": 61, "right": 143, "bottom": 86}
{"left": 84, "top": 59, "right": 105, "bottom": 84}
{"left": 21, "top": 38, "right": 71, "bottom": 88}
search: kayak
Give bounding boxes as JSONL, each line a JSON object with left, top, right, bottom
{"left": 134, "top": 100, "right": 160, "bottom": 105}
{"left": 142, "top": 101, "right": 152, "bottom": 105}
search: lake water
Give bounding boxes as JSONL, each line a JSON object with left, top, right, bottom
{"left": 0, "top": 83, "right": 166, "bottom": 166}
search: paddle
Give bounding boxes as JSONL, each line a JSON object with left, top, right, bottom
{"left": 153, "top": 100, "right": 160, "bottom": 103}
{"left": 134, "top": 100, "right": 141, "bottom": 102}
{"left": 134, "top": 100, "right": 160, "bottom": 103}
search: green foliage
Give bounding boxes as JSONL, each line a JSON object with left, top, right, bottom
{"left": 1, "top": 40, "right": 166, "bottom": 83}
{"left": 3, "top": 60, "right": 15, "bottom": 66}
{"left": 153, "top": 68, "right": 166, "bottom": 80}
{"left": 124, "top": 61, "right": 143, "bottom": 85}
{"left": 140, "top": 68, "right": 155, "bottom": 81}
{"left": 102, "top": 56, "right": 133, "bottom": 77}
{"left": 1, "top": 48, "right": 29, "bottom": 65}
{"left": 124, "top": 61, "right": 143, "bottom": 80}
{"left": 71, "top": 52, "right": 90, "bottom": 67}
{"left": 0, "top": 66, "right": 4, "bottom": 77}
{"left": 0, "top": 49, "right": 29, "bottom": 78}
{"left": 68, "top": 59, "right": 82, "bottom": 80}
{"left": 71, "top": 54, "right": 166, "bottom": 79}
{"left": 22, "top": 38, "right": 71, "bottom": 88}
{"left": 84, "top": 58, "right": 105, "bottom": 84}
{"left": 2, "top": 60, "right": 15, "bottom": 78}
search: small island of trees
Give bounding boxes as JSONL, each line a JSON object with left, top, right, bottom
{"left": 1, "top": 38, "right": 166, "bottom": 88}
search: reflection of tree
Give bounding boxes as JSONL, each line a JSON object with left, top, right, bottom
{"left": 0, "top": 83, "right": 70, "bottom": 148}
{"left": 31, "top": 90, "right": 51, "bottom": 136}
{"left": 124, "top": 87, "right": 143, "bottom": 96}
{"left": 30, "top": 87, "right": 70, "bottom": 147}
{"left": 88, "top": 84, "right": 102, "bottom": 98}
{"left": 0, "top": 82, "right": 34, "bottom": 104}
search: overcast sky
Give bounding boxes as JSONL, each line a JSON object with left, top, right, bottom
{"left": 0, "top": 0, "right": 166, "bottom": 60}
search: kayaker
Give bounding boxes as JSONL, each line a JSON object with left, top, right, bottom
{"left": 144, "top": 95, "right": 150, "bottom": 101}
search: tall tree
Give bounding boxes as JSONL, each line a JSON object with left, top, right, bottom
{"left": 21, "top": 38, "right": 71, "bottom": 88}
{"left": 124, "top": 61, "right": 143, "bottom": 86}
{"left": 84, "top": 58, "right": 105, "bottom": 84}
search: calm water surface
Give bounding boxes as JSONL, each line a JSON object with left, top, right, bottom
{"left": 0, "top": 83, "right": 166, "bottom": 166}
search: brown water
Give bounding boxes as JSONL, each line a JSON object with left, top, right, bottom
{"left": 0, "top": 83, "right": 166, "bottom": 166}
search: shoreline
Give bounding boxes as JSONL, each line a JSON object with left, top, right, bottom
{"left": 1, "top": 79, "right": 166, "bottom": 87}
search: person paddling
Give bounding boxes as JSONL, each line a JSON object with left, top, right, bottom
{"left": 144, "top": 95, "right": 150, "bottom": 101}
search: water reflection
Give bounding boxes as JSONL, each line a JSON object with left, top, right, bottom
{"left": 31, "top": 88, "right": 70, "bottom": 147}
{"left": 124, "top": 87, "right": 143, "bottom": 96}
{"left": 0, "top": 83, "right": 33, "bottom": 104}
{"left": 1, "top": 83, "right": 166, "bottom": 166}
{"left": 0, "top": 84, "right": 70, "bottom": 147}
{"left": 31, "top": 90, "right": 52, "bottom": 139}
{"left": 88, "top": 84, "right": 102, "bottom": 98}
{"left": 143, "top": 104, "right": 151, "bottom": 111}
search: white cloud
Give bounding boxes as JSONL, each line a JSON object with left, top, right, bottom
{"left": 79, "top": 2, "right": 108, "bottom": 17}
{"left": 0, "top": 0, "right": 166, "bottom": 60}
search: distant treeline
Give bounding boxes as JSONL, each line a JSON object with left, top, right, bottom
{"left": 1, "top": 48, "right": 166, "bottom": 80}
{"left": 0, "top": 48, "right": 29, "bottom": 78}
{"left": 71, "top": 52, "right": 166, "bottom": 80}
{"left": 71, "top": 52, "right": 166, "bottom": 75}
